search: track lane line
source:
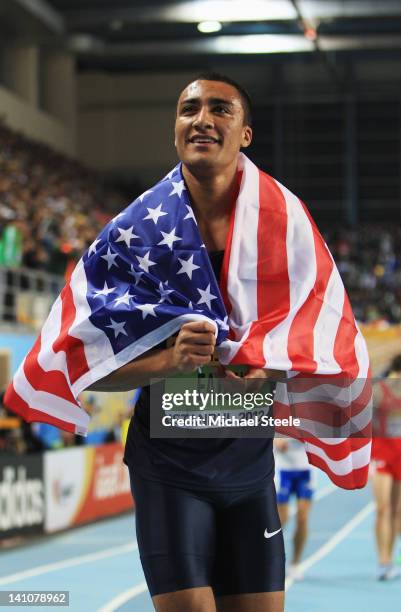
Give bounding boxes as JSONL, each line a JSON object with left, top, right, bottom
{"left": 0, "top": 542, "right": 138, "bottom": 586}
{"left": 97, "top": 582, "right": 148, "bottom": 612}
{"left": 285, "top": 501, "right": 375, "bottom": 590}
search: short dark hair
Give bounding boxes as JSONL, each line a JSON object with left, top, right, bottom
{"left": 193, "top": 71, "right": 253, "bottom": 127}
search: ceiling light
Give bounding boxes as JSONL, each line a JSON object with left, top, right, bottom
{"left": 211, "top": 34, "right": 314, "bottom": 54}
{"left": 162, "top": 1, "right": 297, "bottom": 23}
{"left": 197, "top": 20, "right": 222, "bottom": 33}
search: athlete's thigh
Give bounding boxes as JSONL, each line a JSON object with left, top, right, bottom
{"left": 213, "top": 481, "right": 285, "bottom": 597}
{"left": 130, "top": 472, "right": 217, "bottom": 597}
{"left": 217, "top": 591, "right": 284, "bottom": 612}
{"left": 153, "top": 586, "right": 217, "bottom": 612}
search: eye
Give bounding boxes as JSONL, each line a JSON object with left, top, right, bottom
{"left": 180, "top": 104, "right": 197, "bottom": 114}
{"left": 213, "top": 105, "right": 230, "bottom": 114}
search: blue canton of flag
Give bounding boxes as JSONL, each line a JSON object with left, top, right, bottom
{"left": 84, "top": 163, "right": 229, "bottom": 355}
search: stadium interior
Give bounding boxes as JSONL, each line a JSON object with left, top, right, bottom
{"left": 1, "top": 1, "right": 401, "bottom": 611}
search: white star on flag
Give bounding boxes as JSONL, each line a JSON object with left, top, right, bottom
{"left": 101, "top": 247, "right": 118, "bottom": 270}
{"left": 177, "top": 254, "right": 200, "bottom": 280}
{"left": 114, "top": 290, "right": 134, "bottom": 307}
{"left": 88, "top": 239, "right": 101, "bottom": 256}
{"left": 136, "top": 303, "right": 158, "bottom": 319}
{"left": 158, "top": 228, "right": 182, "bottom": 250}
{"left": 216, "top": 315, "right": 229, "bottom": 330}
{"left": 129, "top": 266, "right": 144, "bottom": 285}
{"left": 169, "top": 180, "right": 186, "bottom": 198}
{"left": 183, "top": 205, "right": 196, "bottom": 222}
{"left": 106, "top": 318, "right": 128, "bottom": 338}
{"left": 143, "top": 203, "right": 168, "bottom": 225}
{"left": 188, "top": 301, "right": 193, "bottom": 310}
{"left": 136, "top": 251, "right": 157, "bottom": 273}
{"left": 139, "top": 189, "right": 153, "bottom": 202}
{"left": 197, "top": 284, "right": 218, "bottom": 310}
{"left": 93, "top": 282, "right": 116, "bottom": 298}
{"left": 158, "top": 282, "right": 174, "bottom": 303}
{"left": 115, "top": 225, "right": 138, "bottom": 248}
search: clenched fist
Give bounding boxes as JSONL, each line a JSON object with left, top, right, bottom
{"left": 170, "top": 320, "right": 216, "bottom": 373}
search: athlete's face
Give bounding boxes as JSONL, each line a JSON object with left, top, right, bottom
{"left": 174, "top": 80, "right": 252, "bottom": 174}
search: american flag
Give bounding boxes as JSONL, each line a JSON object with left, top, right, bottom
{"left": 4, "top": 153, "right": 371, "bottom": 489}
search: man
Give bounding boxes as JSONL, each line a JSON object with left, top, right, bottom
{"left": 5, "top": 72, "right": 371, "bottom": 612}
{"left": 371, "top": 355, "right": 401, "bottom": 581}
{"left": 91, "top": 74, "right": 285, "bottom": 612}
{"left": 274, "top": 438, "right": 315, "bottom": 581}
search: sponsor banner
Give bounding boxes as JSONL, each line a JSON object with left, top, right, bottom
{"left": 44, "top": 447, "right": 89, "bottom": 533}
{"left": 0, "top": 454, "right": 45, "bottom": 539}
{"left": 44, "top": 443, "right": 132, "bottom": 533}
{"left": 73, "top": 443, "right": 132, "bottom": 525}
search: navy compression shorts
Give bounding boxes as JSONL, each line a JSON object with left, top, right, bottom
{"left": 129, "top": 471, "right": 285, "bottom": 597}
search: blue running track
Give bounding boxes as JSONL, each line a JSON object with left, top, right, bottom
{"left": 0, "top": 472, "right": 400, "bottom": 611}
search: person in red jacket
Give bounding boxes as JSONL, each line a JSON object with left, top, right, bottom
{"left": 371, "top": 354, "right": 401, "bottom": 580}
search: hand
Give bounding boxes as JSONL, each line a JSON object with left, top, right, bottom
{"left": 170, "top": 320, "right": 216, "bottom": 373}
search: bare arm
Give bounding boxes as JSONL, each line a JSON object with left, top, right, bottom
{"left": 87, "top": 320, "right": 216, "bottom": 392}
{"left": 87, "top": 345, "right": 177, "bottom": 392}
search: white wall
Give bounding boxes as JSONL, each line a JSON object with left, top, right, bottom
{"left": 0, "top": 83, "right": 75, "bottom": 156}
{"left": 77, "top": 60, "right": 401, "bottom": 182}
{"left": 77, "top": 66, "right": 266, "bottom": 183}
{"left": 0, "top": 46, "right": 76, "bottom": 157}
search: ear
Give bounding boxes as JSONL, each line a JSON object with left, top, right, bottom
{"left": 241, "top": 126, "right": 253, "bottom": 149}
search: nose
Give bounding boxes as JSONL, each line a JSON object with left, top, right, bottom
{"left": 192, "top": 106, "right": 213, "bottom": 130}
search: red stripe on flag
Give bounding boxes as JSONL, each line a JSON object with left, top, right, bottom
{"left": 3, "top": 382, "right": 76, "bottom": 433}
{"left": 24, "top": 335, "right": 78, "bottom": 403}
{"left": 52, "top": 283, "right": 90, "bottom": 384}
{"left": 231, "top": 171, "right": 290, "bottom": 365}
{"left": 333, "top": 295, "right": 359, "bottom": 378}
{"left": 287, "top": 211, "right": 334, "bottom": 372}
{"left": 306, "top": 449, "right": 370, "bottom": 489}
{"left": 304, "top": 436, "right": 369, "bottom": 461}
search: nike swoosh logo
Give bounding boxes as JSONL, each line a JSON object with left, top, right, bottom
{"left": 264, "top": 528, "right": 282, "bottom": 539}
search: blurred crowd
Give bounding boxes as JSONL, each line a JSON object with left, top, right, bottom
{"left": 1, "top": 120, "right": 401, "bottom": 323}
{"left": 324, "top": 225, "right": 401, "bottom": 324}
{"left": 0, "top": 120, "right": 137, "bottom": 276}
{"left": 0, "top": 390, "right": 135, "bottom": 455}
{"left": 1, "top": 122, "right": 401, "bottom": 454}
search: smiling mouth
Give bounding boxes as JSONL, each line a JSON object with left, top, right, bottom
{"left": 188, "top": 136, "right": 221, "bottom": 144}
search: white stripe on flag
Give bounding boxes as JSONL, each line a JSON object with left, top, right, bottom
{"left": 69, "top": 259, "right": 117, "bottom": 371}
{"left": 354, "top": 327, "right": 370, "bottom": 378}
{"left": 263, "top": 182, "right": 317, "bottom": 370}
{"left": 288, "top": 379, "right": 367, "bottom": 405}
{"left": 226, "top": 154, "right": 259, "bottom": 328}
{"left": 305, "top": 440, "right": 371, "bottom": 475}
{"left": 13, "top": 360, "right": 90, "bottom": 430}
{"left": 37, "top": 296, "right": 67, "bottom": 375}
{"left": 313, "top": 265, "right": 344, "bottom": 373}
{"left": 72, "top": 313, "right": 218, "bottom": 395}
